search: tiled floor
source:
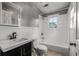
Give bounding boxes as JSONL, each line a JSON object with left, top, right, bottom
{"left": 48, "top": 50, "right": 63, "bottom": 56}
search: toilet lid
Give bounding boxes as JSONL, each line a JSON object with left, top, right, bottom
{"left": 37, "top": 45, "right": 47, "bottom": 51}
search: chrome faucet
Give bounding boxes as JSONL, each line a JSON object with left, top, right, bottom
{"left": 12, "top": 32, "right": 17, "bottom": 39}
{"left": 8, "top": 32, "right": 17, "bottom": 40}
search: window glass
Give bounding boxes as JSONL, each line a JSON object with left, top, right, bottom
{"left": 49, "top": 17, "right": 57, "bottom": 28}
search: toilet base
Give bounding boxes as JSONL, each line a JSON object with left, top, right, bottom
{"left": 32, "top": 45, "right": 48, "bottom": 56}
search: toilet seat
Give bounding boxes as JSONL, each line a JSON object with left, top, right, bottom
{"left": 37, "top": 44, "right": 47, "bottom": 52}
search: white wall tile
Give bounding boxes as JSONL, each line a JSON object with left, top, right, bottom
{"left": 0, "top": 26, "right": 38, "bottom": 41}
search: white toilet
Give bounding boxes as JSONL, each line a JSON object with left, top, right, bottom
{"left": 32, "top": 38, "right": 48, "bottom": 56}
{"left": 37, "top": 44, "right": 48, "bottom": 56}
{"left": 32, "top": 25, "right": 48, "bottom": 56}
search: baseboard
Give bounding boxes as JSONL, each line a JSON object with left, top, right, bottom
{"left": 40, "top": 42, "right": 69, "bottom": 56}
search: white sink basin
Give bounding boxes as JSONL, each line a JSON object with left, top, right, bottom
{"left": 0, "top": 38, "right": 28, "bottom": 46}
{"left": 9, "top": 38, "right": 28, "bottom": 43}
{"left": 0, "top": 38, "right": 33, "bottom": 52}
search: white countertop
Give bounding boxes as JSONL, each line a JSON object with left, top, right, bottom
{"left": 0, "top": 38, "right": 33, "bottom": 52}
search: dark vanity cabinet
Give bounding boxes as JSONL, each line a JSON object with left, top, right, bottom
{"left": 0, "top": 42, "right": 32, "bottom": 56}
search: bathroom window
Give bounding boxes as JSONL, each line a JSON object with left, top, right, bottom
{"left": 49, "top": 17, "right": 57, "bottom": 28}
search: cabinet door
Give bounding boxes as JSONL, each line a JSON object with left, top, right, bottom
{"left": 22, "top": 42, "right": 32, "bottom": 56}
{"left": 25, "top": 42, "right": 32, "bottom": 56}
{"left": 3, "top": 47, "right": 21, "bottom": 56}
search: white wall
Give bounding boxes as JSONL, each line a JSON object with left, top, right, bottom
{"left": 15, "top": 2, "right": 41, "bottom": 27}
{"left": 0, "top": 26, "right": 19, "bottom": 40}
{"left": 0, "top": 26, "right": 38, "bottom": 41}
{"left": 41, "top": 14, "right": 69, "bottom": 48}
{"left": 0, "top": 2, "right": 40, "bottom": 41}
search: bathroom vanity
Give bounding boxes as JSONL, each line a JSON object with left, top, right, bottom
{"left": 0, "top": 2, "right": 33, "bottom": 56}
{"left": 0, "top": 39, "right": 33, "bottom": 56}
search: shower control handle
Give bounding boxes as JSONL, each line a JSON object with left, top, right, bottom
{"left": 70, "top": 43, "right": 76, "bottom": 47}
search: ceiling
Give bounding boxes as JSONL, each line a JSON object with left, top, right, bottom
{"left": 33, "top": 2, "right": 70, "bottom": 14}
{"left": 14, "top": 2, "right": 70, "bottom": 16}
